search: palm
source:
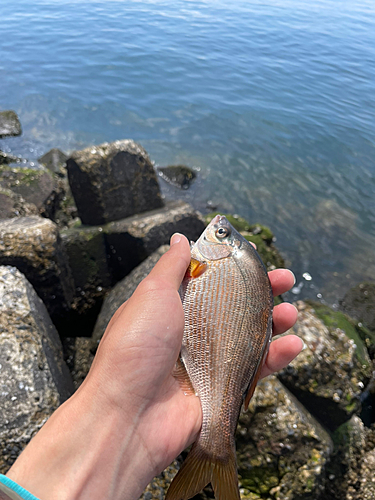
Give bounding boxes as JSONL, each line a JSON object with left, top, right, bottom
{"left": 94, "top": 235, "right": 301, "bottom": 479}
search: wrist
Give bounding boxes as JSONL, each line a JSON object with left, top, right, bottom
{"left": 7, "top": 380, "right": 154, "bottom": 500}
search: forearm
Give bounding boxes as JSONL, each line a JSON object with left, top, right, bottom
{"left": 6, "top": 381, "right": 155, "bottom": 500}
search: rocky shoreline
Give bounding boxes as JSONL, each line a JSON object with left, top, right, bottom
{"left": 0, "top": 110, "right": 374, "bottom": 499}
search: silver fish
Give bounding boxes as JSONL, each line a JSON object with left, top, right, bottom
{"left": 166, "top": 215, "right": 273, "bottom": 500}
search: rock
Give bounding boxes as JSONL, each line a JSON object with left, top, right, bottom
{"left": 0, "top": 151, "right": 21, "bottom": 165}
{"left": 204, "top": 212, "right": 284, "bottom": 271}
{"left": 235, "top": 376, "right": 332, "bottom": 500}
{"left": 0, "top": 111, "right": 22, "bottom": 138}
{"left": 38, "top": 148, "right": 68, "bottom": 176}
{"left": 103, "top": 200, "right": 205, "bottom": 282}
{"left": 356, "top": 448, "right": 375, "bottom": 500}
{"left": 0, "top": 217, "right": 75, "bottom": 323}
{"left": 140, "top": 460, "right": 181, "bottom": 500}
{"left": 59, "top": 226, "right": 111, "bottom": 336}
{"left": 0, "top": 266, "right": 73, "bottom": 472}
{"left": 278, "top": 301, "right": 371, "bottom": 431}
{"left": 0, "top": 165, "right": 64, "bottom": 221}
{"left": 63, "top": 337, "right": 97, "bottom": 390}
{"left": 93, "top": 245, "right": 168, "bottom": 342}
{"left": 0, "top": 164, "right": 78, "bottom": 227}
{"left": 66, "top": 140, "right": 163, "bottom": 225}
{"left": 340, "top": 283, "right": 375, "bottom": 354}
{"left": 0, "top": 187, "right": 39, "bottom": 219}
{"left": 325, "top": 416, "right": 375, "bottom": 500}
{"left": 157, "top": 165, "right": 197, "bottom": 190}
{"left": 159, "top": 377, "right": 332, "bottom": 500}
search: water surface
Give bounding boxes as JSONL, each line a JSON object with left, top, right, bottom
{"left": 1, "top": 0, "right": 375, "bottom": 304}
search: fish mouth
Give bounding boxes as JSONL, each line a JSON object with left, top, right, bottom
{"left": 210, "top": 214, "right": 226, "bottom": 225}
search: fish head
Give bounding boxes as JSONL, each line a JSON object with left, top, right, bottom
{"left": 194, "top": 215, "right": 245, "bottom": 261}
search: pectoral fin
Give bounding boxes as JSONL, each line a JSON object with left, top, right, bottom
{"left": 186, "top": 258, "right": 207, "bottom": 279}
{"left": 172, "top": 357, "right": 196, "bottom": 396}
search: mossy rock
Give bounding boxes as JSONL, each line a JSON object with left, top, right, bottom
{"left": 307, "top": 300, "right": 372, "bottom": 365}
{"left": 278, "top": 301, "right": 371, "bottom": 431}
{"left": 340, "top": 282, "right": 375, "bottom": 357}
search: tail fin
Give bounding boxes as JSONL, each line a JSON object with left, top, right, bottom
{"left": 165, "top": 442, "right": 240, "bottom": 500}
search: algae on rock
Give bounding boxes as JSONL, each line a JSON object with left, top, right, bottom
{"left": 278, "top": 301, "right": 371, "bottom": 431}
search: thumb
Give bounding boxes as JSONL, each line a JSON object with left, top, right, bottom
{"left": 144, "top": 233, "right": 191, "bottom": 291}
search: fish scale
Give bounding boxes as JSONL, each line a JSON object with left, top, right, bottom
{"left": 166, "top": 215, "right": 273, "bottom": 500}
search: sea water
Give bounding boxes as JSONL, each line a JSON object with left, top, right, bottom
{"left": 1, "top": 0, "right": 374, "bottom": 304}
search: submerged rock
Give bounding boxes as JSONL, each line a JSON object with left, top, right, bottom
{"left": 0, "top": 111, "right": 22, "bottom": 138}
{"left": 157, "top": 165, "right": 197, "bottom": 190}
{"left": 0, "top": 217, "right": 75, "bottom": 323}
{"left": 0, "top": 266, "right": 73, "bottom": 472}
{"left": 93, "top": 245, "right": 168, "bottom": 342}
{"left": 67, "top": 140, "right": 163, "bottom": 225}
{"left": 278, "top": 301, "right": 371, "bottom": 431}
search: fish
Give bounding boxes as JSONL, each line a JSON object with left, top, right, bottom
{"left": 166, "top": 214, "right": 274, "bottom": 500}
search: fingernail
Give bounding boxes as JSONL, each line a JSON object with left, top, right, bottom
{"left": 286, "top": 269, "right": 296, "bottom": 286}
{"left": 171, "top": 233, "right": 182, "bottom": 246}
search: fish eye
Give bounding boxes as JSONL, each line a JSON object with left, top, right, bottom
{"left": 216, "top": 227, "right": 229, "bottom": 239}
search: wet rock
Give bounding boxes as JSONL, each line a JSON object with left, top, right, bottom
{"left": 236, "top": 376, "right": 332, "bottom": 500}
{"left": 204, "top": 212, "right": 284, "bottom": 271}
{"left": 66, "top": 140, "right": 163, "bottom": 225}
{"left": 278, "top": 301, "right": 371, "bottom": 431}
{"left": 59, "top": 226, "right": 111, "bottom": 336}
{"left": 157, "top": 165, "right": 197, "bottom": 190}
{"left": 38, "top": 148, "right": 68, "bottom": 176}
{"left": 0, "top": 187, "right": 39, "bottom": 219}
{"left": 0, "top": 217, "right": 75, "bottom": 323}
{"left": 0, "top": 266, "right": 73, "bottom": 472}
{"left": 325, "top": 416, "right": 375, "bottom": 500}
{"left": 93, "top": 245, "right": 168, "bottom": 342}
{"left": 0, "top": 151, "right": 20, "bottom": 165}
{"left": 63, "top": 337, "right": 97, "bottom": 390}
{"left": 103, "top": 200, "right": 205, "bottom": 282}
{"left": 0, "top": 111, "right": 22, "bottom": 138}
{"left": 340, "top": 283, "right": 375, "bottom": 354}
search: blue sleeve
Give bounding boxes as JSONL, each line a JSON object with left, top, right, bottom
{"left": 0, "top": 475, "right": 40, "bottom": 500}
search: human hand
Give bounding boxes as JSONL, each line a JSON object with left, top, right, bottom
{"left": 7, "top": 233, "right": 301, "bottom": 500}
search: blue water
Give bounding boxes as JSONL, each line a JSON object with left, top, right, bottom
{"left": 1, "top": 0, "right": 375, "bottom": 304}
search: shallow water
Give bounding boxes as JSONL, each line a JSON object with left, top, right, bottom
{"left": 1, "top": 0, "right": 375, "bottom": 304}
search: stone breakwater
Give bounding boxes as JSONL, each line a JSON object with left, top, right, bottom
{"left": 0, "top": 110, "right": 375, "bottom": 500}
